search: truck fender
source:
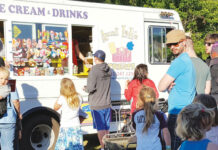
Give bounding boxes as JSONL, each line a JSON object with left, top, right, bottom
{"left": 22, "top": 106, "right": 60, "bottom": 123}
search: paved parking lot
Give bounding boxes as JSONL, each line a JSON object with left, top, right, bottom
{"left": 83, "top": 134, "right": 136, "bottom": 150}
{"left": 83, "top": 134, "right": 101, "bottom": 150}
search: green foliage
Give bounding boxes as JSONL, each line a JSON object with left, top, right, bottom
{"left": 78, "top": 0, "right": 218, "bottom": 60}
{"left": 165, "top": 0, "right": 218, "bottom": 60}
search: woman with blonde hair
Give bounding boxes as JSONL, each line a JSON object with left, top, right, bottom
{"left": 132, "top": 85, "right": 171, "bottom": 150}
{"left": 176, "top": 103, "right": 218, "bottom": 150}
{"left": 54, "top": 78, "right": 84, "bottom": 150}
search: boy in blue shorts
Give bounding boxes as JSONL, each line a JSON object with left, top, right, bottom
{"left": 84, "top": 50, "right": 112, "bottom": 150}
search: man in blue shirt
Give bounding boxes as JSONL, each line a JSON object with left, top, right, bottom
{"left": 158, "top": 30, "right": 196, "bottom": 150}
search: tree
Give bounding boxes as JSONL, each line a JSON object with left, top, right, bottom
{"left": 162, "top": 0, "right": 218, "bottom": 59}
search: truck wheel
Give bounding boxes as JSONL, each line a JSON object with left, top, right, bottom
{"left": 21, "top": 114, "right": 59, "bottom": 150}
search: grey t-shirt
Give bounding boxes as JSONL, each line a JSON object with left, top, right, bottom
{"left": 191, "top": 57, "right": 211, "bottom": 94}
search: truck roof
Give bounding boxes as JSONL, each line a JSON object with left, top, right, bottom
{"left": 12, "top": 0, "right": 181, "bottom": 22}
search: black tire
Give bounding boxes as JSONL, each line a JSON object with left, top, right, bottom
{"left": 21, "top": 114, "right": 59, "bottom": 150}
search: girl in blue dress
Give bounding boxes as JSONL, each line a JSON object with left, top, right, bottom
{"left": 54, "top": 78, "right": 84, "bottom": 150}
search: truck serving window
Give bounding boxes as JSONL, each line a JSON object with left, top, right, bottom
{"left": 149, "top": 26, "right": 174, "bottom": 64}
{"left": 71, "top": 26, "right": 93, "bottom": 76}
{"left": 12, "top": 22, "right": 68, "bottom": 76}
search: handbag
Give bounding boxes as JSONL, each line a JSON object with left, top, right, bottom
{"left": 0, "top": 94, "right": 11, "bottom": 118}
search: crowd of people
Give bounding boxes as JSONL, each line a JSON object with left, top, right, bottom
{"left": 54, "top": 49, "right": 111, "bottom": 150}
{"left": 52, "top": 30, "right": 218, "bottom": 150}
{"left": 0, "top": 30, "right": 217, "bottom": 150}
{"left": 123, "top": 30, "right": 218, "bottom": 150}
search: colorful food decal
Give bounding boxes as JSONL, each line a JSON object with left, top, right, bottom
{"left": 12, "top": 23, "right": 68, "bottom": 76}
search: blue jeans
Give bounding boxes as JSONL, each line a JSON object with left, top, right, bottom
{"left": 0, "top": 123, "right": 16, "bottom": 150}
{"left": 167, "top": 114, "right": 182, "bottom": 150}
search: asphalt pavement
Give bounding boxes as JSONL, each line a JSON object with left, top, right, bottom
{"left": 83, "top": 134, "right": 101, "bottom": 150}
{"left": 83, "top": 134, "right": 136, "bottom": 150}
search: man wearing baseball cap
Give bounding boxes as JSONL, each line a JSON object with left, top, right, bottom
{"left": 84, "top": 50, "right": 111, "bottom": 150}
{"left": 158, "top": 30, "right": 196, "bottom": 150}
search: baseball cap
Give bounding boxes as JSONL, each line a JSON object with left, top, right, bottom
{"left": 211, "top": 42, "right": 218, "bottom": 59}
{"left": 94, "top": 50, "right": 105, "bottom": 61}
{"left": 166, "top": 30, "right": 186, "bottom": 44}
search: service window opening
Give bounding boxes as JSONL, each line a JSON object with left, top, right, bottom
{"left": 0, "top": 21, "right": 5, "bottom": 58}
{"left": 72, "top": 26, "right": 92, "bottom": 76}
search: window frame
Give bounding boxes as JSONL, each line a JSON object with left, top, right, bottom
{"left": 148, "top": 25, "right": 176, "bottom": 65}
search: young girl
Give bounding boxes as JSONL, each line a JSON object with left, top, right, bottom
{"left": 194, "top": 94, "right": 218, "bottom": 145}
{"left": 176, "top": 103, "right": 218, "bottom": 150}
{"left": 54, "top": 78, "right": 84, "bottom": 150}
{"left": 132, "top": 86, "right": 171, "bottom": 150}
{"left": 125, "top": 64, "right": 159, "bottom": 114}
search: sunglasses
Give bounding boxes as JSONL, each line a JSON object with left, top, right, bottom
{"left": 204, "top": 42, "right": 213, "bottom": 46}
{"left": 167, "top": 42, "right": 180, "bottom": 48}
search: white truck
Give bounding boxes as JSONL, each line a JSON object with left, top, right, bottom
{"left": 0, "top": 0, "right": 184, "bottom": 149}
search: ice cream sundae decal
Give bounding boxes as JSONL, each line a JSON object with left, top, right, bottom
{"left": 101, "top": 25, "right": 138, "bottom": 78}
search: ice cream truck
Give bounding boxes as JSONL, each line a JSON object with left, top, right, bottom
{"left": 0, "top": 0, "right": 184, "bottom": 149}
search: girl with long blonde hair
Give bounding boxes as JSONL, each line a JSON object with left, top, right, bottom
{"left": 54, "top": 78, "right": 84, "bottom": 150}
{"left": 60, "top": 78, "right": 80, "bottom": 109}
{"left": 132, "top": 85, "right": 171, "bottom": 150}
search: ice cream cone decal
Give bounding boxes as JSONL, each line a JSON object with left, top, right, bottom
{"left": 108, "top": 42, "right": 116, "bottom": 54}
